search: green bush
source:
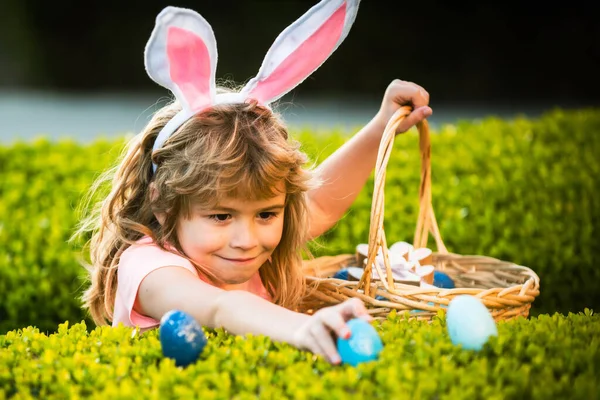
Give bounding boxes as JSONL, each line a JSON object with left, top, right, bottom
{"left": 0, "top": 139, "right": 123, "bottom": 334}
{"left": 1, "top": 310, "right": 598, "bottom": 399}
{"left": 0, "top": 108, "right": 598, "bottom": 334}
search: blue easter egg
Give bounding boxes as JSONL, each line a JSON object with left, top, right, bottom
{"left": 337, "top": 319, "right": 384, "bottom": 366}
{"left": 433, "top": 270, "right": 455, "bottom": 289}
{"left": 159, "top": 310, "right": 207, "bottom": 367}
{"left": 446, "top": 295, "right": 498, "bottom": 351}
{"left": 333, "top": 267, "right": 363, "bottom": 281}
{"left": 333, "top": 269, "right": 349, "bottom": 280}
{"left": 375, "top": 295, "right": 388, "bottom": 301}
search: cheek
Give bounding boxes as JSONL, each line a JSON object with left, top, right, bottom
{"left": 177, "top": 219, "right": 225, "bottom": 256}
{"left": 262, "top": 219, "right": 285, "bottom": 249}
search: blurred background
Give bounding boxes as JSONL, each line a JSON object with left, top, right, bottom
{"left": 0, "top": 0, "right": 598, "bottom": 141}
{"left": 0, "top": 0, "right": 599, "bottom": 333}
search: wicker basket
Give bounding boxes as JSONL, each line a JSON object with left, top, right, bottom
{"left": 300, "top": 106, "right": 540, "bottom": 321}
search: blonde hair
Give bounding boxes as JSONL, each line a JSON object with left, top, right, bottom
{"left": 75, "top": 98, "right": 313, "bottom": 325}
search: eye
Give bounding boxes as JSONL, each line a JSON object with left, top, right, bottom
{"left": 208, "top": 214, "right": 231, "bottom": 222}
{"left": 258, "top": 211, "right": 278, "bottom": 220}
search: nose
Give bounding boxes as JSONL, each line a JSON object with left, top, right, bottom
{"left": 230, "top": 220, "right": 259, "bottom": 250}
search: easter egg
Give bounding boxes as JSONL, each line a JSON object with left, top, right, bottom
{"left": 332, "top": 267, "right": 363, "bottom": 281}
{"left": 337, "top": 318, "right": 384, "bottom": 366}
{"left": 433, "top": 270, "right": 455, "bottom": 289}
{"left": 333, "top": 269, "right": 349, "bottom": 280}
{"left": 446, "top": 295, "right": 498, "bottom": 351}
{"left": 159, "top": 310, "right": 207, "bottom": 367}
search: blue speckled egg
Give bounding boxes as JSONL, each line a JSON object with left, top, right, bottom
{"left": 446, "top": 295, "right": 498, "bottom": 351}
{"left": 159, "top": 310, "right": 207, "bottom": 367}
{"left": 337, "top": 319, "right": 384, "bottom": 366}
{"left": 433, "top": 270, "right": 455, "bottom": 289}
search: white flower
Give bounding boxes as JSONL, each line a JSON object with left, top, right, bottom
{"left": 357, "top": 241, "right": 434, "bottom": 286}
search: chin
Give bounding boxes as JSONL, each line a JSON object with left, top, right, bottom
{"left": 221, "top": 268, "right": 260, "bottom": 285}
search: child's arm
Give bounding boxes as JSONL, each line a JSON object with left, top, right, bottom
{"left": 138, "top": 267, "right": 371, "bottom": 364}
{"left": 307, "top": 80, "right": 433, "bottom": 238}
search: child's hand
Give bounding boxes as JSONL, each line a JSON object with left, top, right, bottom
{"left": 375, "top": 79, "right": 432, "bottom": 134}
{"left": 293, "top": 298, "right": 374, "bottom": 365}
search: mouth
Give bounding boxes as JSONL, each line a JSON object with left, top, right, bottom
{"left": 219, "top": 256, "right": 258, "bottom": 264}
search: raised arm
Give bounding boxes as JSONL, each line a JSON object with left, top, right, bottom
{"left": 307, "top": 80, "right": 432, "bottom": 238}
{"left": 138, "top": 266, "right": 371, "bottom": 364}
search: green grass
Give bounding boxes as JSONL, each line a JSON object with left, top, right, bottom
{"left": 1, "top": 310, "right": 598, "bottom": 399}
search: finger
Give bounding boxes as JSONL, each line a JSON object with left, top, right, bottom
{"left": 318, "top": 310, "right": 352, "bottom": 340}
{"left": 338, "top": 297, "right": 371, "bottom": 320}
{"left": 359, "top": 313, "right": 375, "bottom": 322}
{"left": 396, "top": 106, "right": 432, "bottom": 133}
{"left": 389, "top": 80, "right": 430, "bottom": 109}
{"left": 303, "top": 334, "right": 328, "bottom": 362}
{"left": 309, "top": 324, "right": 342, "bottom": 364}
{"left": 400, "top": 87, "right": 429, "bottom": 110}
{"left": 354, "top": 299, "right": 375, "bottom": 322}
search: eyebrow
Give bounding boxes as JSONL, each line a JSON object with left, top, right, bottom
{"left": 210, "top": 204, "right": 286, "bottom": 213}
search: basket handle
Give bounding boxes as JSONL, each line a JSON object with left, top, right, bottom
{"left": 413, "top": 110, "right": 448, "bottom": 254}
{"left": 358, "top": 106, "right": 448, "bottom": 295}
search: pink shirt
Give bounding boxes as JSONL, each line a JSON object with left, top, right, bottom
{"left": 112, "top": 236, "right": 272, "bottom": 330}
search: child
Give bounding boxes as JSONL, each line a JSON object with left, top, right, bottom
{"left": 76, "top": 0, "right": 431, "bottom": 365}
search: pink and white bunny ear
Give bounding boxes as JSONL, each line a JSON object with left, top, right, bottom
{"left": 144, "top": 6, "right": 218, "bottom": 114}
{"left": 241, "top": 0, "right": 360, "bottom": 104}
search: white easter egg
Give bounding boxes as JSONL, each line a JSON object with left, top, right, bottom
{"left": 446, "top": 295, "right": 498, "bottom": 351}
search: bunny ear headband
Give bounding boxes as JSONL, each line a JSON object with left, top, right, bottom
{"left": 145, "top": 0, "right": 361, "bottom": 172}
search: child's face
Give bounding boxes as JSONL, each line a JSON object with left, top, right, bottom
{"left": 177, "top": 187, "right": 286, "bottom": 286}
